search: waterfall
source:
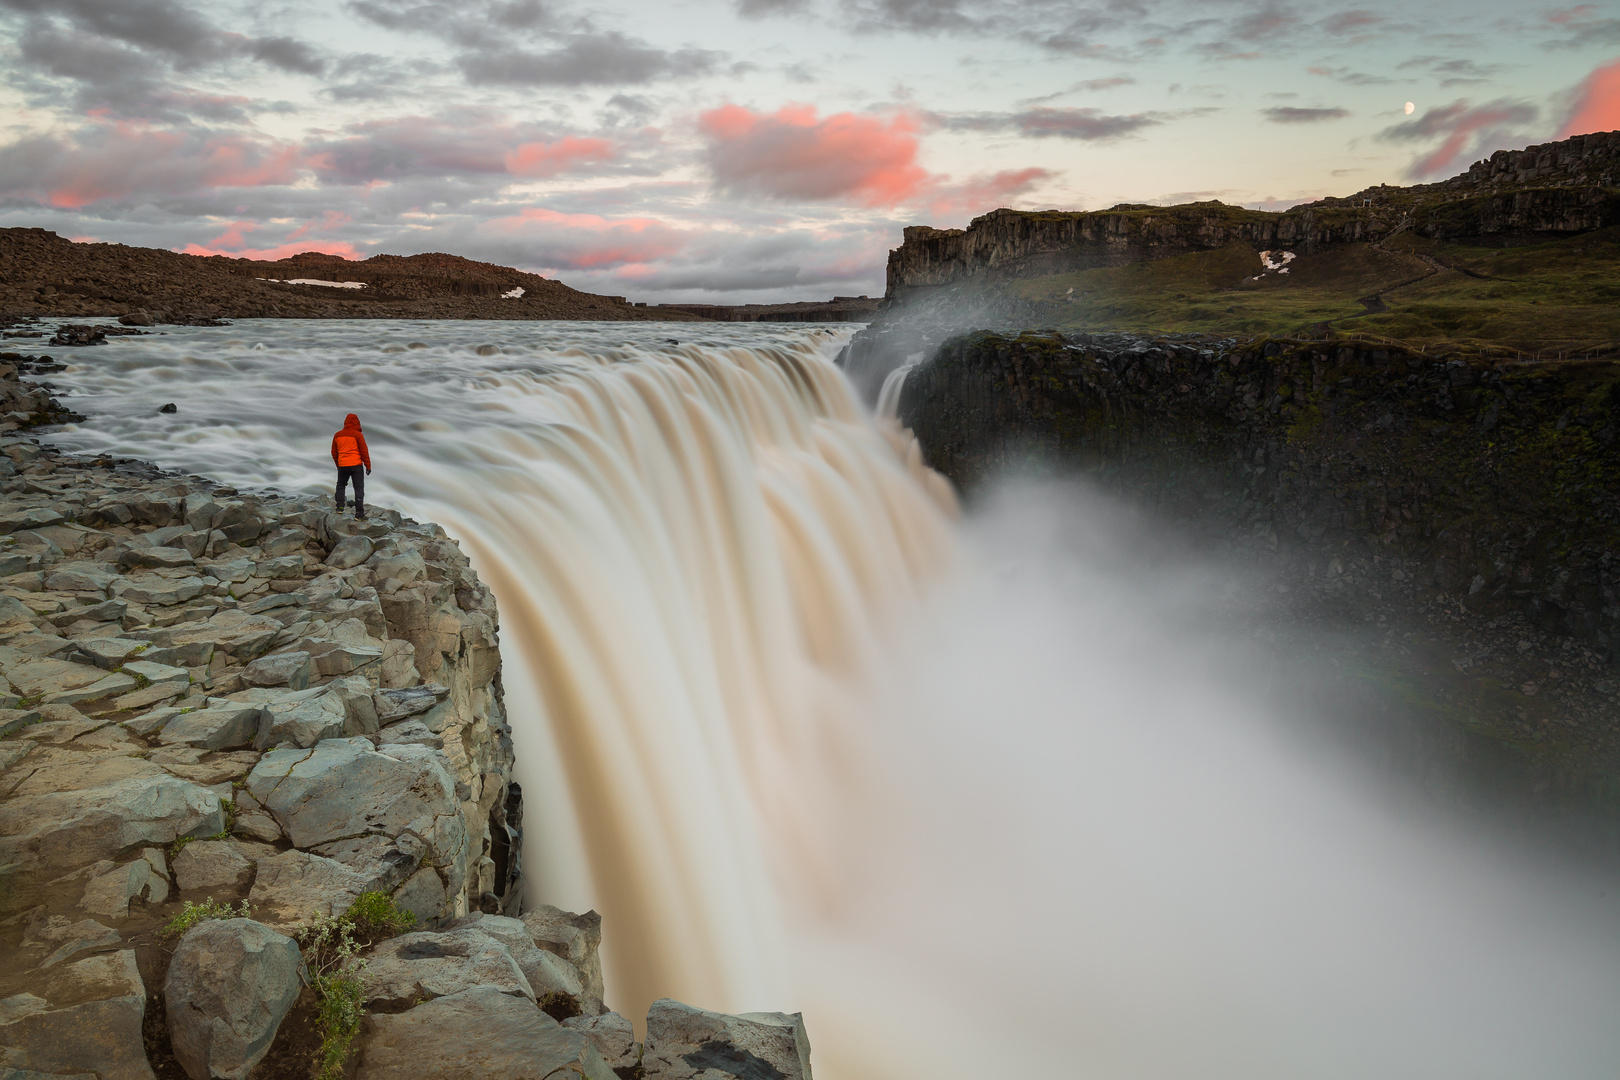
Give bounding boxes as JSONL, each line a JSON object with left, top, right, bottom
{"left": 40, "top": 320, "right": 1620, "bottom": 1079}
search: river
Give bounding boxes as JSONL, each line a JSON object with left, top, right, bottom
{"left": 34, "top": 318, "right": 1620, "bottom": 1079}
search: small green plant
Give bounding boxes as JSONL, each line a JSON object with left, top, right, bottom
{"left": 346, "top": 891, "right": 415, "bottom": 941}
{"left": 296, "top": 892, "right": 416, "bottom": 1080}
{"left": 163, "top": 897, "right": 251, "bottom": 937}
{"left": 311, "top": 972, "right": 365, "bottom": 1080}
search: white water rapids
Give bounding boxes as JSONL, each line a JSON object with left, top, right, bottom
{"left": 36, "top": 319, "right": 1620, "bottom": 1079}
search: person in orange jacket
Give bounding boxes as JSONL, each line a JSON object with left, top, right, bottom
{"left": 331, "top": 413, "right": 372, "bottom": 519}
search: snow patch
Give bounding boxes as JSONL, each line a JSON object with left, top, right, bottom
{"left": 259, "top": 278, "right": 368, "bottom": 289}
{"left": 502, "top": 287, "right": 525, "bottom": 299}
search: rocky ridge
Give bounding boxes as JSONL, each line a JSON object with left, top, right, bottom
{"left": 0, "top": 231, "right": 703, "bottom": 326}
{"left": 0, "top": 360, "right": 814, "bottom": 1078}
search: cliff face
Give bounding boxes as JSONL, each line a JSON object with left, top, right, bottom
{"left": 896, "top": 329, "right": 1620, "bottom": 801}
{"left": 899, "top": 331, "right": 1620, "bottom": 654}
{"left": 884, "top": 130, "right": 1620, "bottom": 297}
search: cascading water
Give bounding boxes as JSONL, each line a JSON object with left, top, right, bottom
{"left": 38, "top": 320, "right": 1620, "bottom": 1079}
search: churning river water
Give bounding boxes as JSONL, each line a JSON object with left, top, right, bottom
{"left": 35, "top": 319, "right": 1620, "bottom": 1079}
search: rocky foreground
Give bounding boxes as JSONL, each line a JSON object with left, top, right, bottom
{"left": 0, "top": 359, "right": 812, "bottom": 1078}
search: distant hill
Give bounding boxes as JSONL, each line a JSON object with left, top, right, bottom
{"left": 879, "top": 130, "right": 1620, "bottom": 354}
{"left": 0, "top": 230, "right": 699, "bottom": 324}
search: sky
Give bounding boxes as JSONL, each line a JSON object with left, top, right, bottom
{"left": 1, "top": 0, "right": 1618, "bottom": 304}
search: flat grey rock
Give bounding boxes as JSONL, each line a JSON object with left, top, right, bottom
{"left": 354, "top": 986, "right": 615, "bottom": 1080}
{"left": 642, "top": 998, "right": 812, "bottom": 1080}
{"left": 352, "top": 927, "right": 533, "bottom": 1009}
{"left": 172, "top": 840, "right": 253, "bottom": 894}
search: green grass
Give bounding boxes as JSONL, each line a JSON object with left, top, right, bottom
{"left": 1003, "top": 229, "right": 1620, "bottom": 352}
{"left": 296, "top": 890, "right": 417, "bottom": 1080}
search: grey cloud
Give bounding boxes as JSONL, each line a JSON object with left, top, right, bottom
{"left": 1398, "top": 55, "right": 1507, "bottom": 88}
{"left": 460, "top": 33, "right": 722, "bottom": 86}
{"left": 1377, "top": 98, "right": 1539, "bottom": 179}
{"left": 0, "top": 0, "right": 326, "bottom": 74}
{"left": 934, "top": 106, "right": 1161, "bottom": 140}
{"left": 736, "top": 0, "right": 815, "bottom": 15}
{"left": 1306, "top": 63, "right": 1392, "bottom": 85}
{"left": 247, "top": 36, "right": 326, "bottom": 75}
{"left": 1263, "top": 106, "right": 1350, "bottom": 122}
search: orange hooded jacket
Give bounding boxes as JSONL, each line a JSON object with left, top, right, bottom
{"left": 331, "top": 414, "right": 371, "bottom": 470}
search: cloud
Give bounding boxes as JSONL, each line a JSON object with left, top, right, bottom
{"left": 506, "top": 137, "right": 617, "bottom": 178}
{"left": 1262, "top": 106, "right": 1350, "bottom": 123}
{"left": 0, "top": 0, "right": 325, "bottom": 73}
{"left": 1540, "top": 5, "right": 1620, "bottom": 48}
{"left": 458, "top": 32, "right": 721, "bottom": 86}
{"left": 1398, "top": 55, "right": 1506, "bottom": 88}
{"left": 1307, "top": 64, "right": 1393, "bottom": 86}
{"left": 477, "top": 207, "right": 689, "bottom": 269}
{"left": 700, "top": 104, "right": 929, "bottom": 204}
{"left": 0, "top": 120, "right": 303, "bottom": 208}
{"left": 1013, "top": 107, "right": 1161, "bottom": 139}
{"left": 303, "top": 113, "right": 625, "bottom": 185}
{"left": 926, "top": 167, "right": 1053, "bottom": 222}
{"left": 1378, "top": 98, "right": 1539, "bottom": 179}
{"left": 1561, "top": 59, "right": 1620, "bottom": 137}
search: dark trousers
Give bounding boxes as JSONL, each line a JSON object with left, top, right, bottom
{"left": 335, "top": 464, "right": 365, "bottom": 514}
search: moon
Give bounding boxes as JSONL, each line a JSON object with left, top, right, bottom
{"left": 1405, "top": 101, "right": 1415, "bottom": 115}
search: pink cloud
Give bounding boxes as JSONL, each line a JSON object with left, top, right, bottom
{"left": 481, "top": 207, "right": 688, "bottom": 269}
{"left": 1381, "top": 99, "right": 1538, "bottom": 179}
{"left": 699, "top": 103, "right": 929, "bottom": 205}
{"left": 177, "top": 240, "right": 362, "bottom": 261}
{"left": 5, "top": 120, "right": 304, "bottom": 209}
{"left": 926, "top": 167, "right": 1052, "bottom": 222}
{"left": 206, "top": 221, "right": 259, "bottom": 249}
{"left": 1561, "top": 59, "right": 1620, "bottom": 137}
{"left": 68, "top": 235, "right": 101, "bottom": 244}
{"left": 506, "top": 136, "right": 616, "bottom": 177}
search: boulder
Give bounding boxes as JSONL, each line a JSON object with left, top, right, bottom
{"left": 0, "top": 950, "right": 153, "bottom": 1080}
{"left": 373, "top": 683, "right": 449, "bottom": 725}
{"left": 0, "top": 649, "right": 109, "bottom": 699}
{"left": 116, "top": 574, "right": 206, "bottom": 605}
{"left": 166, "top": 918, "right": 302, "bottom": 1080}
{"left": 243, "top": 741, "right": 466, "bottom": 915}
{"left": 24, "top": 915, "right": 121, "bottom": 969}
{"left": 326, "top": 534, "right": 374, "bottom": 570}
{"left": 118, "top": 545, "right": 194, "bottom": 570}
{"left": 351, "top": 927, "right": 532, "bottom": 1009}
{"left": 155, "top": 610, "right": 281, "bottom": 660}
{"left": 247, "top": 850, "right": 380, "bottom": 924}
{"left": 641, "top": 999, "right": 812, "bottom": 1080}
{"left": 123, "top": 659, "right": 189, "bottom": 689}
{"left": 456, "top": 914, "right": 597, "bottom": 1014}
{"left": 354, "top": 986, "right": 615, "bottom": 1080}
{"left": 172, "top": 840, "right": 253, "bottom": 893}
{"left": 242, "top": 651, "right": 311, "bottom": 691}
{"left": 562, "top": 1011, "right": 642, "bottom": 1074}
{"left": 79, "top": 857, "right": 166, "bottom": 918}
{"left": 258, "top": 529, "right": 308, "bottom": 558}
{"left": 254, "top": 688, "right": 350, "bottom": 748}
{"left": 157, "top": 704, "right": 267, "bottom": 752}
{"left": 521, "top": 905, "right": 606, "bottom": 1005}
{"left": 75, "top": 637, "right": 147, "bottom": 669}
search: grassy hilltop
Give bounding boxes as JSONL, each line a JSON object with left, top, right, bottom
{"left": 882, "top": 131, "right": 1620, "bottom": 355}
{"left": 1005, "top": 227, "right": 1620, "bottom": 353}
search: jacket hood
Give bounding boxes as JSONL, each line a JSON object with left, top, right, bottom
{"left": 343, "top": 414, "right": 362, "bottom": 430}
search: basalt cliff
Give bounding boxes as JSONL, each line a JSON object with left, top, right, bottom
{"left": 0, "top": 357, "right": 815, "bottom": 1079}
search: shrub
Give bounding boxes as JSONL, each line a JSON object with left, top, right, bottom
{"left": 163, "top": 898, "right": 251, "bottom": 937}
{"left": 295, "top": 892, "right": 416, "bottom": 1079}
